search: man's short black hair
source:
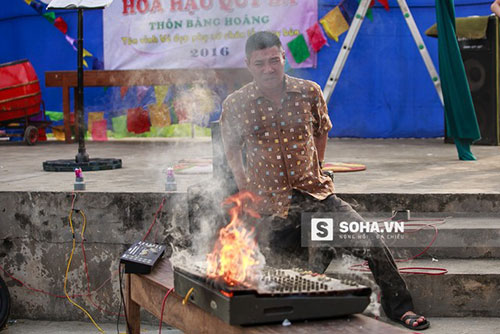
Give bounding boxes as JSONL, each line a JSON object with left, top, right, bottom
{"left": 245, "top": 31, "right": 282, "bottom": 59}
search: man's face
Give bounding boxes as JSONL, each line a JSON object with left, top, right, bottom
{"left": 246, "top": 46, "right": 285, "bottom": 91}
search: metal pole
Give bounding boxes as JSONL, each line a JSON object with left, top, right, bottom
{"left": 75, "top": 8, "right": 89, "bottom": 163}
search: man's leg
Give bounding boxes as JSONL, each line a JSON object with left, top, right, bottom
{"left": 317, "top": 194, "right": 428, "bottom": 328}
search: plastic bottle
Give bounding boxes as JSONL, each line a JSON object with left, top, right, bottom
{"left": 165, "top": 167, "right": 177, "bottom": 191}
{"left": 74, "top": 168, "right": 85, "bottom": 191}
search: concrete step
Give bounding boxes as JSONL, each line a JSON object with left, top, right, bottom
{"left": 326, "top": 258, "right": 500, "bottom": 317}
{"left": 359, "top": 213, "right": 500, "bottom": 259}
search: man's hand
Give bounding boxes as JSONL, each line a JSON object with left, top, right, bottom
{"left": 492, "top": 0, "right": 500, "bottom": 16}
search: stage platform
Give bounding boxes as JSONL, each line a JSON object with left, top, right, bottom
{"left": 1, "top": 137, "right": 499, "bottom": 194}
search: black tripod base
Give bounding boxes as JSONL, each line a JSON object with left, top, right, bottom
{"left": 43, "top": 158, "right": 122, "bottom": 172}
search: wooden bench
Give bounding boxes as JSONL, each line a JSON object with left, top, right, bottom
{"left": 45, "top": 69, "right": 252, "bottom": 143}
{"left": 125, "top": 259, "right": 409, "bottom": 334}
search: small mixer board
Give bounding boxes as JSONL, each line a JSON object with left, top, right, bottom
{"left": 120, "top": 241, "right": 166, "bottom": 274}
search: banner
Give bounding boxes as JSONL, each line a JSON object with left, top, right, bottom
{"left": 103, "top": 0, "right": 317, "bottom": 69}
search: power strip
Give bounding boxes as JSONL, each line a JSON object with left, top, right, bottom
{"left": 120, "top": 241, "right": 166, "bottom": 274}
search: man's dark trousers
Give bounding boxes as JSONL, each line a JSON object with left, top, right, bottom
{"left": 259, "top": 190, "right": 414, "bottom": 321}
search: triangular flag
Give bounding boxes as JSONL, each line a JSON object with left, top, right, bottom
{"left": 136, "top": 86, "right": 149, "bottom": 104}
{"left": 29, "top": 1, "right": 43, "bottom": 14}
{"left": 120, "top": 86, "right": 129, "bottom": 99}
{"left": 366, "top": 7, "right": 373, "bottom": 21}
{"left": 287, "top": 34, "right": 311, "bottom": 64}
{"left": 154, "top": 85, "right": 169, "bottom": 105}
{"left": 359, "top": 0, "right": 375, "bottom": 21}
{"left": 83, "top": 48, "right": 93, "bottom": 58}
{"left": 65, "top": 35, "right": 77, "bottom": 51}
{"left": 320, "top": 7, "right": 349, "bottom": 42}
{"left": 306, "top": 22, "right": 328, "bottom": 53}
{"left": 54, "top": 17, "right": 68, "bottom": 34}
{"left": 377, "top": 0, "right": 389, "bottom": 11}
{"left": 92, "top": 58, "right": 104, "bottom": 70}
{"left": 24, "top": 0, "right": 33, "bottom": 4}
{"left": 83, "top": 59, "right": 88, "bottom": 68}
{"left": 42, "top": 12, "right": 56, "bottom": 23}
{"left": 340, "top": 0, "right": 358, "bottom": 24}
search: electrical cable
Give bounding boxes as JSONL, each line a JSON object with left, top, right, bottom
{"left": 118, "top": 266, "right": 132, "bottom": 334}
{"left": 143, "top": 198, "right": 166, "bottom": 242}
{"left": 349, "top": 216, "right": 449, "bottom": 275}
{"left": 182, "top": 287, "right": 194, "bottom": 305}
{"left": 65, "top": 194, "right": 105, "bottom": 333}
{"left": 158, "top": 288, "right": 174, "bottom": 334}
{"left": 79, "top": 223, "right": 125, "bottom": 318}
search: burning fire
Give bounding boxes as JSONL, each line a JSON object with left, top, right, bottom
{"left": 206, "top": 191, "right": 262, "bottom": 287}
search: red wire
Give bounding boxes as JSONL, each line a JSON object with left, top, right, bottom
{"left": 143, "top": 198, "right": 166, "bottom": 242}
{"left": 158, "top": 288, "right": 174, "bottom": 334}
{"left": 349, "top": 217, "right": 449, "bottom": 276}
{"left": 80, "top": 232, "right": 125, "bottom": 317}
{"left": 0, "top": 193, "right": 122, "bottom": 316}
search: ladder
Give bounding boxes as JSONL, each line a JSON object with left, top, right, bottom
{"left": 322, "top": 0, "right": 444, "bottom": 106}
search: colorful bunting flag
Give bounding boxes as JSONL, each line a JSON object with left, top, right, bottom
{"left": 148, "top": 103, "right": 172, "bottom": 127}
{"left": 127, "top": 107, "right": 151, "bottom": 134}
{"left": 362, "top": 0, "right": 376, "bottom": 21}
{"left": 136, "top": 86, "right": 149, "bottom": 104}
{"left": 111, "top": 115, "right": 128, "bottom": 138}
{"left": 173, "top": 98, "right": 189, "bottom": 123}
{"left": 54, "top": 17, "right": 68, "bottom": 34}
{"left": 340, "top": 0, "right": 358, "bottom": 24}
{"left": 29, "top": 1, "right": 43, "bottom": 14}
{"left": 24, "top": 0, "right": 103, "bottom": 74}
{"left": 83, "top": 48, "right": 93, "bottom": 58}
{"left": 154, "top": 86, "right": 169, "bottom": 106}
{"left": 42, "top": 12, "right": 56, "bottom": 23}
{"left": 91, "top": 119, "right": 108, "bottom": 141}
{"left": 306, "top": 22, "right": 328, "bottom": 53}
{"left": 120, "top": 86, "right": 129, "bottom": 99}
{"left": 65, "top": 35, "right": 77, "bottom": 51}
{"left": 377, "top": 0, "right": 390, "bottom": 11}
{"left": 92, "top": 58, "right": 104, "bottom": 70}
{"left": 320, "top": 7, "right": 350, "bottom": 42}
{"left": 87, "top": 112, "right": 104, "bottom": 134}
{"left": 287, "top": 34, "right": 311, "bottom": 64}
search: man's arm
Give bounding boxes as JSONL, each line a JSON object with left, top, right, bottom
{"left": 314, "top": 131, "right": 328, "bottom": 165}
{"left": 220, "top": 98, "right": 248, "bottom": 191}
{"left": 493, "top": 0, "right": 500, "bottom": 16}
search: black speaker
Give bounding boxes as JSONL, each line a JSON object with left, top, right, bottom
{"left": 447, "top": 15, "right": 500, "bottom": 145}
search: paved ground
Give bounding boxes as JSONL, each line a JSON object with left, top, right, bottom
{"left": 2, "top": 317, "right": 500, "bottom": 334}
{"left": 1, "top": 137, "right": 499, "bottom": 194}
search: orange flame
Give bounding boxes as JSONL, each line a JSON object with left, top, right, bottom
{"left": 206, "top": 191, "right": 261, "bottom": 287}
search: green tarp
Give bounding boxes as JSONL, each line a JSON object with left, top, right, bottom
{"left": 435, "top": 0, "right": 481, "bottom": 160}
